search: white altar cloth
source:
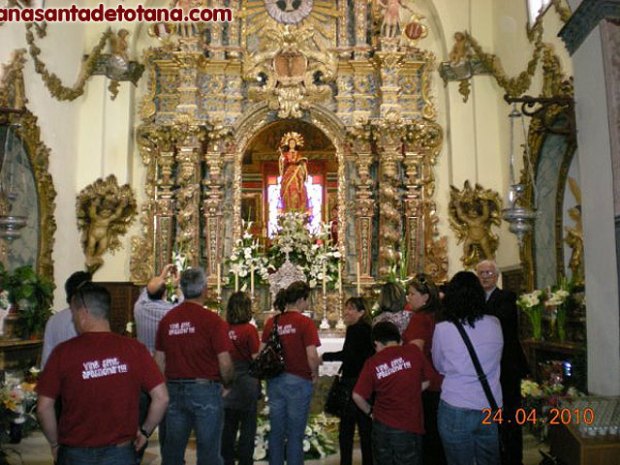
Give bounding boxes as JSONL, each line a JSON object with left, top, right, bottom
{"left": 318, "top": 336, "right": 345, "bottom": 377}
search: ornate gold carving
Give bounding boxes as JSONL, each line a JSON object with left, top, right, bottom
{"left": 0, "top": 51, "right": 57, "bottom": 283}
{"left": 403, "top": 120, "right": 447, "bottom": 283}
{"left": 449, "top": 181, "right": 502, "bottom": 269}
{"left": 25, "top": 25, "right": 112, "bottom": 102}
{"left": 243, "top": 25, "right": 337, "bottom": 118}
{"left": 76, "top": 175, "right": 137, "bottom": 273}
{"left": 564, "top": 177, "right": 584, "bottom": 286}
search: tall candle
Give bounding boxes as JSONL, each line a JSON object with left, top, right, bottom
{"left": 216, "top": 263, "right": 221, "bottom": 296}
{"left": 235, "top": 271, "right": 239, "bottom": 292}
{"left": 250, "top": 263, "right": 255, "bottom": 296}
{"left": 338, "top": 261, "right": 342, "bottom": 294}
{"left": 356, "top": 261, "right": 362, "bottom": 296}
{"left": 322, "top": 261, "right": 327, "bottom": 295}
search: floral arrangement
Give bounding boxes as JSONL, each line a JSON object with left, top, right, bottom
{"left": 517, "top": 289, "right": 544, "bottom": 340}
{"left": 227, "top": 220, "right": 272, "bottom": 292}
{"left": 518, "top": 278, "right": 575, "bottom": 341}
{"left": 546, "top": 278, "right": 572, "bottom": 342}
{"left": 165, "top": 248, "right": 189, "bottom": 303}
{"left": 269, "top": 212, "right": 341, "bottom": 290}
{"left": 253, "top": 410, "right": 337, "bottom": 460}
{"left": 0, "top": 368, "right": 40, "bottom": 447}
{"left": 521, "top": 379, "right": 584, "bottom": 440}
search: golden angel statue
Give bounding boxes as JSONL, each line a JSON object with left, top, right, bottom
{"left": 449, "top": 181, "right": 502, "bottom": 268}
{"left": 278, "top": 132, "right": 309, "bottom": 213}
{"left": 77, "top": 175, "right": 137, "bottom": 273}
{"left": 565, "top": 177, "right": 584, "bottom": 285}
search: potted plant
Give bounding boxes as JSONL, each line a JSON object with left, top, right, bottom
{"left": 0, "top": 264, "right": 54, "bottom": 339}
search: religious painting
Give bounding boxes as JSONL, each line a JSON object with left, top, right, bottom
{"left": 241, "top": 192, "right": 263, "bottom": 237}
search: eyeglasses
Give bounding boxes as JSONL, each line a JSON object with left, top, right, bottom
{"left": 477, "top": 270, "right": 497, "bottom": 277}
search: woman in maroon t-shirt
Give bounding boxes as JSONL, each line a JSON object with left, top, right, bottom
{"left": 262, "top": 281, "right": 321, "bottom": 465}
{"left": 222, "top": 292, "right": 260, "bottom": 465}
{"left": 402, "top": 274, "right": 446, "bottom": 465}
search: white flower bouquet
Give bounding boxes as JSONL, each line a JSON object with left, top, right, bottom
{"left": 517, "top": 289, "right": 544, "bottom": 340}
{"left": 269, "top": 212, "right": 340, "bottom": 290}
{"left": 227, "top": 220, "right": 272, "bottom": 292}
{"left": 253, "top": 412, "right": 337, "bottom": 461}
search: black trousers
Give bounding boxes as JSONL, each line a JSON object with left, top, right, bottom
{"left": 339, "top": 398, "right": 373, "bottom": 465}
{"left": 221, "top": 407, "right": 257, "bottom": 465}
{"left": 421, "top": 390, "right": 447, "bottom": 465}
{"left": 500, "top": 381, "right": 524, "bottom": 465}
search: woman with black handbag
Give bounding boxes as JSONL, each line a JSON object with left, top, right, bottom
{"left": 262, "top": 281, "right": 321, "bottom": 465}
{"left": 432, "top": 271, "right": 504, "bottom": 465}
{"left": 322, "top": 297, "right": 374, "bottom": 465}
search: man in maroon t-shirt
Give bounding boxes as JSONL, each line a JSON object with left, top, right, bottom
{"left": 155, "top": 267, "right": 234, "bottom": 465}
{"left": 353, "top": 321, "right": 437, "bottom": 465}
{"left": 36, "top": 284, "right": 168, "bottom": 465}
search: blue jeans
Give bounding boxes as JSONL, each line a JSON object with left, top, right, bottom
{"left": 266, "top": 373, "right": 313, "bottom": 465}
{"left": 58, "top": 443, "right": 135, "bottom": 465}
{"left": 371, "top": 420, "right": 422, "bottom": 465}
{"left": 162, "top": 380, "right": 224, "bottom": 465}
{"left": 437, "top": 400, "right": 499, "bottom": 465}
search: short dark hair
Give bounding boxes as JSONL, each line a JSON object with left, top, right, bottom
{"left": 72, "top": 283, "right": 111, "bottom": 321}
{"left": 180, "top": 268, "right": 206, "bottom": 299}
{"left": 65, "top": 271, "right": 92, "bottom": 304}
{"left": 372, "top": 321, "right": 401, "bottom": 345}
{"left": 378, "top": 282, "right": 405, "bottom": 314}
{"left": 226, "top": 292, "right": 252, "bottom": 324}
{"left": 442, "top": 271, "right": 486, "bottom": 326}
{"left": 285, "top": 281, "right": 310, "bottom": 304}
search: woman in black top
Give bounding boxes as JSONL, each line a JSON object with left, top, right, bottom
{"left": 322, "top": 297, "right": 374, "bottom": 465}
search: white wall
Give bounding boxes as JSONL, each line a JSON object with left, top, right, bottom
{"left": 571, "top": 24, "right": 620, "bottom": 395}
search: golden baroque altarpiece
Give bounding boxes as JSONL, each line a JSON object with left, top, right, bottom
{"left": 131, "top": 0, "right": 448, "bottom": 288}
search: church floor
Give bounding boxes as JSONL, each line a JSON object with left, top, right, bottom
{"left": 4, "top": 430, "right": 549, "bottom": 465}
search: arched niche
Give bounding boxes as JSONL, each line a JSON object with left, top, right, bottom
{"left": 523, "top": 110, "right": 576, "bottom": 290}
{"left": 0, "top": 53, "right": 57, "bottom": 282}
{"left": 225, "top": 105, "right": 348, "bottom": 262}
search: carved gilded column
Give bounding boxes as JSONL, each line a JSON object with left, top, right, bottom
{"left": 132, "top": 126, "right": 177, "bottom": 281}
{"left": 404, "top": 121, "right": 447, "bottom": 282}
{"left": 337, "top": 0, "right": 347, "bottom": 48}
{"left": 354, "top": 0, "right": 370, "bottom": 57}
{"left": 203, "top": 131, "right": 228, "bottom": 284}
{"left": 174, "top": 126, "right": 205, "bottom": 267}
{"left": 209, "top": 0, "right": 225, "bottom": 60}
{"left": 375, "top": 119, "right": 404, "bottom": 277}
{"left": 349, "top": 126, "right": 375, "bottom": 283}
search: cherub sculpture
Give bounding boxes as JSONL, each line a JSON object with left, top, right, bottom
{"left": 564, "top": 177, "right": 584, "bottom": 285}
{"left": 449, "top": 181, "right": 502, "bottom": 268}
{"left": 448, "top": 31, "right": 472, "bottom": 65}
{"left": 77, "top": 175, "right": 137, "bottom": 273}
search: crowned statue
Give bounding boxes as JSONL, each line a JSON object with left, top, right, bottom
{"left": 278, "top": 132, "right": 309, "bottom": 213}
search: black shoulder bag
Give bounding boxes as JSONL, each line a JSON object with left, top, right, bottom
{"left": 249, "top": 314, "right": 285, "bottom": 379}
{"left": 453, "top": 321, "right": 507, "bottom": 461}
{"left": 324, "top": 366, "right": 351, "bottom": 418}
